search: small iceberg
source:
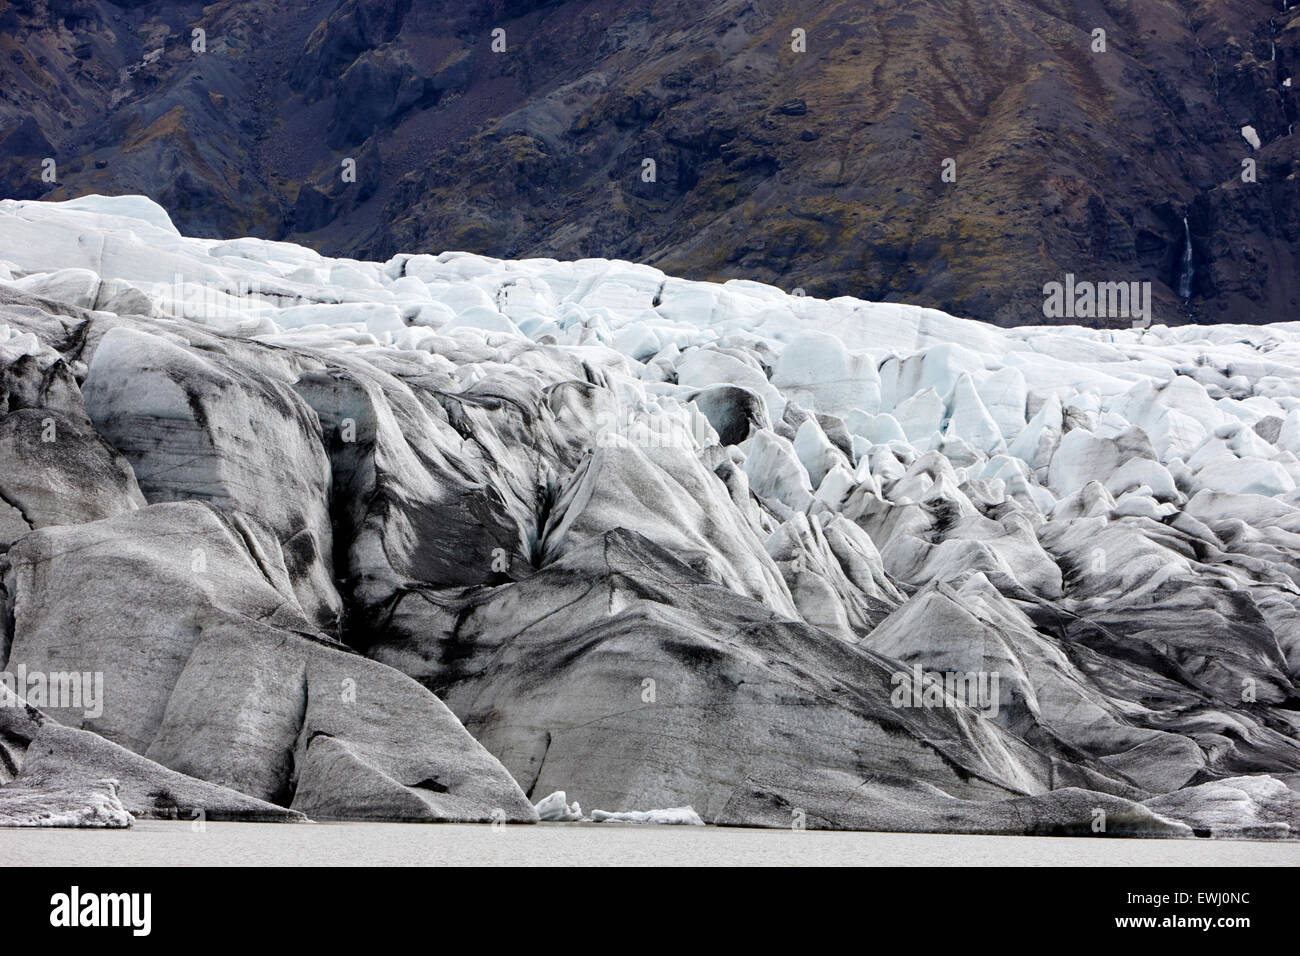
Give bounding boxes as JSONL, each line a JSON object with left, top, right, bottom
{"left": 589, "top": 807, "right": 705, "bottom": 825}
{"left": 534, "top": 790, "right": 705, "bottom": 824}
{"left": 533, "top": 791, "right": 583, "bottom": 822}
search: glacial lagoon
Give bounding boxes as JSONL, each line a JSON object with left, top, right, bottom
{"left": 4, "top": 821, "right": 1298, "bottom": 867}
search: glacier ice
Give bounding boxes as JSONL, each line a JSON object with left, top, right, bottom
{"left": 2, "top": 195, "right": 1300, "bottom": 836}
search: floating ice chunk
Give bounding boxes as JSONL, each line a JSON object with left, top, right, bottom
{"left": 533, "top": 791, "right": 583, "bottom": 822}
{"left": 589, "top": 806, "right": 705, "bottom": 825}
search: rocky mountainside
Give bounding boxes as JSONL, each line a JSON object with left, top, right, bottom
{"left": 1, "top": 0, "right": 1297, "bottom": 327}
{"left": 2, "top": 195, "right": 1300, "bottom": 835}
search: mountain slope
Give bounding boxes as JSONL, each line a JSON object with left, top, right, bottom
{"left": 1, "top": 0, "right": 1297, "bottom": 326}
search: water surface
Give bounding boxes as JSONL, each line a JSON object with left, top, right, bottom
{"left": 5, "top": 820, "right": 1298, "bottom": 866}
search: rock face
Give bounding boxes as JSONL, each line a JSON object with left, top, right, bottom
{"left": 2, "top": 1, "right": 1298, "bottom": 326}
{"left": 1, "top": 195, "right": 1300, "bottom": 836}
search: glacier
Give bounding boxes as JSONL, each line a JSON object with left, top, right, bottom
{"left": 1, "top": 194, "right": 1299, "bottom": 838}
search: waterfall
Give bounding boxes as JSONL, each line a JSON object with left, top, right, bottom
{"left": 1177, "top": 217, "right": 1194, "bottom": 300}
